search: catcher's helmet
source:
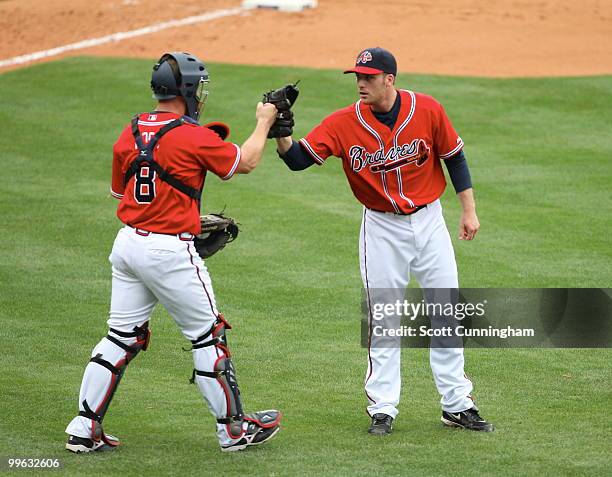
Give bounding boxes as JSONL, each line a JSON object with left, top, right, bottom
{"left": 151, "top": 52, "right": 209, "bottom": 122}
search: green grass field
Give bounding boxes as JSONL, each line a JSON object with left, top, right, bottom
{"left": 0, "top": 57, "right": 610, "bottom": 476}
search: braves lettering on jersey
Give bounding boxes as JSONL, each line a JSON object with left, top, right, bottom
{"left": 299, "top": 90, "right": 463, "bottom": 213}
{"left": 111, "top": 112, "right": 241, "bottom": 234}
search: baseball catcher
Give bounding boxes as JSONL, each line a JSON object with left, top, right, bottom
{"left": 64, "top": 51, "right": 282, "bottom": 454}
{"left": 263, "top": 82, "right": 300, "bottom": 138}
{"left": 194, "top": 213, "right": 239, "bottom": 259}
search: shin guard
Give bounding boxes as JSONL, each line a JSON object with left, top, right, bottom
{"left": 72, "top": 322, "right": 151, "bottom": 442}
{"left": 189, "top": 315, "right": 245, "bottom": 439}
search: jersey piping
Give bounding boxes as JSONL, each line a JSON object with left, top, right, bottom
{"left": 354, "top": 100, "right": 401, "bottom": 213}
{"left": 394, "top": 90, "right": 417, "bottom": 208}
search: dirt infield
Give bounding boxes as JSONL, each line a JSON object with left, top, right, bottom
{"left": 1, "top": 0, "right": 611, "bottom": 76}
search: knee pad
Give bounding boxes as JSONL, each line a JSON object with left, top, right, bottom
{"left": 79, "top": 322, "right": 151, "bottom": 427}
{"left": 188, "top": 314, "right": 245, "bottom": 439}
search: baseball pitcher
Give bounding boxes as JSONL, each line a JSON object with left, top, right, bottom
{"left": 266, "top": 47, "right": 494, "bottom": 435}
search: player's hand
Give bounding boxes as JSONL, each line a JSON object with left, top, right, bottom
{"left": 459, "top": 210, "right": 480, "bottom": 240}
{"left": 256, "top": 101, "right": 278, "bottom": 128}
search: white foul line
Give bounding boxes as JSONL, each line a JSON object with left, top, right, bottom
{"left": 0, "top": 7, "right": 245, "bottom": 69}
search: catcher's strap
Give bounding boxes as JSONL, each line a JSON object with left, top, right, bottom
{"left": 126, "top": 115, "right": 202, "bottom": 202}
{"left": 263, "top": 82, "right": 300, "bottom": 138}
{"left": 194, "top": 213, "right": 239, "bottom": 259}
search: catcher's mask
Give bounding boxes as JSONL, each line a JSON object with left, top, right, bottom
{"left": 151, "top": 52, "right": 209, "bottom": 122}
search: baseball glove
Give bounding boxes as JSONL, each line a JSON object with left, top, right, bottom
{"left": 263, "top": 81, "right": 300, "bottom": 138}
{"left": 194, "top": 213, "right": 239, "bottom": 259}
{"left": 202, "top": 121, "right": 230, "bottom": 140}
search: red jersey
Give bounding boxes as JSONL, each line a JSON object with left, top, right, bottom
{"left": 111, "top": 112, "right": 241, "bottom": 234}
{"left": 300, "top": 90, "right": 463, "bottom": 213}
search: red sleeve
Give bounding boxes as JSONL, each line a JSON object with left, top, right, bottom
{"left": 299, "top": 115, "right": 342, "bottom": 165}
{"left": 193, "top": 128, "right": 241, "bottom": 180}
{"left": 110, "top": 128, "right": 130, "bottom": 199}
{"left": 434, "top": 103, "right": 464, "bottom": 160}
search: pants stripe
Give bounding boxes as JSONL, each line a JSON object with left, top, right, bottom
{"left": 185, "top": 243, "right": 218, "bottom": 318}
{"left": 362, "top": 208, "right": 377, "bottom": 407}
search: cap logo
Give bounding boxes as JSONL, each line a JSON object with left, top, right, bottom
{"left": 356, "top": 51, "right": 373, "bottom": 64}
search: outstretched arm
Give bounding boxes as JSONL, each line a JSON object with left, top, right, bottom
{"left": 235, "top": 102, "right": 278, "bottom": 174}
{"left": 276, "top": 137, "right": 316, "bottom": 171}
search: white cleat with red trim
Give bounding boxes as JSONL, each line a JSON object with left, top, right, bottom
{"left": 220, "top": 410, "right": 281, "bottom": 452}
{"left": 65, "top": 433, "right": 120, "bottom": 453}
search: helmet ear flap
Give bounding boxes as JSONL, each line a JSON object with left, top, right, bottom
{"left": 151, "top": 60, "right": 180, "bottom": 99}
{"left": 183, "top": 83, "right": 194, "bottom": 97}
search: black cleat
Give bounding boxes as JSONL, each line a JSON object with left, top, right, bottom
{"left": 441, "top": 408, "right": 494, "bottom": 432}
{"left": 65, "top": 434, "right": 120, "bottom": 453}
{"left": 368, "top": 413, "right": 394, "bottom": 435}
{"left": 220, "top": 410, "right": 281, "bottom": 452}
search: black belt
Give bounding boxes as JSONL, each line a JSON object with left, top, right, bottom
{"left": 367, "top": 204, "right": 427, "bottom": 216}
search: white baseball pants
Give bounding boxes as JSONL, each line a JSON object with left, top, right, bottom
{"left": 65, "top": 226, "right": 243, "bottom": 446}
{"left": 360, "top": 200, "right": 475, "bottom": 418}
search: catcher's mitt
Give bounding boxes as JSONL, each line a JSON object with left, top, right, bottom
{"left": 194, "top": 213, "right": 239, "bottom": 259}
{"left": 263, "top": 81, "right": 300, "bottom": 138}
{"left": 202, "top": 121, "right": 230, "bottom": 140}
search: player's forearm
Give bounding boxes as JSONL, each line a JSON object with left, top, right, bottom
{"left": 237, "top": 120, "right": 272, "bottom": 174}
{"left": 276, "top": 139, "right": 315, "bottom": 171}
{"left": 457, "top": 188, "right": 476, "bottom": 212}
{"left": 457, "top": 187, "right": 480, "bottom": 240}
{"left": 276, "top": 136, "right": 293, "bottom": 154}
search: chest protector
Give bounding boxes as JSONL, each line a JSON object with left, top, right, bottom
{"left": 125, "top": 114, "right": 202, "bottom": 203}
